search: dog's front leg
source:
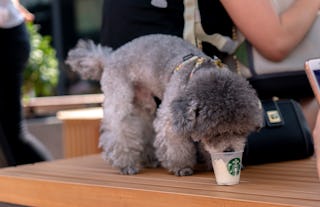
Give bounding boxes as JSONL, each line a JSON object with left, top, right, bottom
{"left": 154, "top": 108, "right": 197, "bottom": 176}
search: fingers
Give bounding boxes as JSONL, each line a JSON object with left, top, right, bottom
{"left": 313, "top": 111, "right": 320, "bottom": 180}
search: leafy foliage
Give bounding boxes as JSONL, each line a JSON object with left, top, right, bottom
{"left": 23, "top": 22, "right": 59, "bottom": 97}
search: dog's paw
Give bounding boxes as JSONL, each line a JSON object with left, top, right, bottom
{"left": 174, "top": 167, "right": 194, "bottom": 176}
{"left": 120, "top": 166, "right": 140, "bottom": 175}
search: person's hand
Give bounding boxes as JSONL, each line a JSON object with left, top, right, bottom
{"left": 313, "top": 110, "right": 320, "bottom": 180}
{"left": 17, "top": 4, "right": 34, "bottom": 22}
{"left": 12, "top": 0, "right": 34, "bottom": 22}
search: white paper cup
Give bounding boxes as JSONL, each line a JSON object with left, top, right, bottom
{"left": 210, "top": 151, "right": 243, "bottom": 185}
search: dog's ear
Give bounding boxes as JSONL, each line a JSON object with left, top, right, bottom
{"left": 170, "top": 98, "right": 197, "bottom": 134}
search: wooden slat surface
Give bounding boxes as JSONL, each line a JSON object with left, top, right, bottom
{"left": 23, "top": 94, "right": 104, "bottom": 117}
{"left": 0, "top": 154, "right": 319, "bottom": 207}
{"left": 24, "top": 94, "right": 103, "bottom": 108}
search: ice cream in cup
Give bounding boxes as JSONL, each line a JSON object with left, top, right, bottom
{"left": 210, "top": 151, "right": 243, "bottom": 185}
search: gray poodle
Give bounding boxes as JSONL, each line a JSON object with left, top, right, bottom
{"left": 66, "top": 34, "right": 263, "bottom": 176}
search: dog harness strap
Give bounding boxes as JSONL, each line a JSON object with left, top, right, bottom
{"left": 174, "top": 55, "right": 200, "bottom": 72}
{"left": 174, "top": 55, "right": 225, "bottom": 77}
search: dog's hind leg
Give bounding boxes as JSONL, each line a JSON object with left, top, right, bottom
{"left": 131, "top": 83, "right": 159, "bottom": 169}
{"left": 99, "top": 79, "right": 157, "bottom": 175}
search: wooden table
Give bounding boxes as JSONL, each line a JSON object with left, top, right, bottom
{"left": 0, "top": 154, "right": 319, "bottom": 207}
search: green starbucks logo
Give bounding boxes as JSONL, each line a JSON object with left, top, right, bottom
{"left": 227, "top": 158, "right": 241, "bottom": 176}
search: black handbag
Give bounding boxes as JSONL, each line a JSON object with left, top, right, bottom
{"left": 242, "top": 99, "right": 314, "bottom": 165}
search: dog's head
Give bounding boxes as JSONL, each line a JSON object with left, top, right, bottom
{"left": 170, "top": 67, "right": 263, "bottom": 153}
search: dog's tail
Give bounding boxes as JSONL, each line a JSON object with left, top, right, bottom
{"left": 66, "top": 39, "right": 113, "bottom": 80}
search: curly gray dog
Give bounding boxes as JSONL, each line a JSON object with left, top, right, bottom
{"left": 66, "top": 34, "right": 263, "bottom": 176}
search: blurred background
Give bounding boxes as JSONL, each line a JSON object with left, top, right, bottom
{"left": 21, "top": 0, "right": 103, "bottom": 97}
{"left": 18, "top": 0, "right": 104, "bottom": 160}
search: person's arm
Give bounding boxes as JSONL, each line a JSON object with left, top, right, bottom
{"left": 313, "top": 111, "right": 320, "bottom": 179}
{"left": 12, "top": 0, "right": 34, "bottom": 22}
{"left": 220, "top": 0, "right": 320, "bottom": 61}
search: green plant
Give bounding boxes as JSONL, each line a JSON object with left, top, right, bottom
{"left": 23, "top": 22, "right": 59, "bottom": 98}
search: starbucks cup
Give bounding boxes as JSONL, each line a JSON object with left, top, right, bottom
{"left": 210, "top": 151, "right": 243, "bottom": 185}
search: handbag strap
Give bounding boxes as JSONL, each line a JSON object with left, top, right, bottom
{"left": 183, "top": 0, "right": 240, "bottom": 54}
{"left": 183, "top": 0, "right": 197, "bottom": 46}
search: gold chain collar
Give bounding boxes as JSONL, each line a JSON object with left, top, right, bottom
{"left": 174, "top": 54, "right": 225, "bottom": 78}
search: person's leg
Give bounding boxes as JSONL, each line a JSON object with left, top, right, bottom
{"left": 0, "top": 123, "right": 14, "bottom": 166}
{"left": 0, "top": 24, "right": 52, "bottom": 166}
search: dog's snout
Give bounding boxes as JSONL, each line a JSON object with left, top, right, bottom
{"left": 223, "top": 147, "right": 235, "bottom": 153}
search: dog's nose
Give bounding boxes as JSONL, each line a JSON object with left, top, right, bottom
{"left": 223, "top": 147, "right": 235, "bottom": 153}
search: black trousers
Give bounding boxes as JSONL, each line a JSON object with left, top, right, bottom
{"left": 0, "top": 23, "right": 51, "bottom": 166}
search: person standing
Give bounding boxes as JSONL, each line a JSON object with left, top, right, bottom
{"left": 0, "top": 0, "right": 52, "bottom": 166}
{"left": 100, "top": 0, "right": 184, "bottom": 49}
